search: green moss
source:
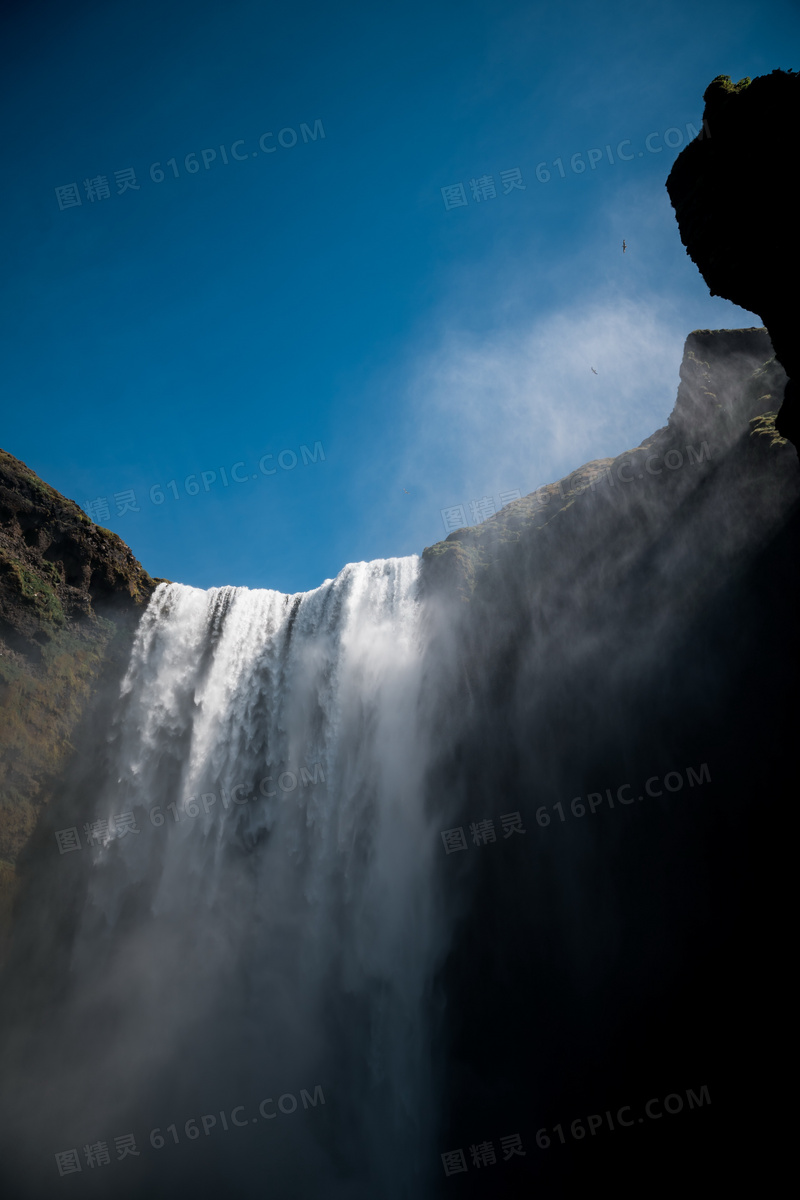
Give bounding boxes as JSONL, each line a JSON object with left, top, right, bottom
{"left": 749, "top": 411, "right": 787, "bottom": 447}
{"left": 0, "top": 549, "right": 65, "bottom": 627}
{"left": 705, "top": 74, "right": 752, "bottom": 99}
{"left": 0, "top": 656, "right": 23, "bottom": 687}
{"left": 0, "top": 445, "right": 161, "bottom": 961}
{"left": 739, "top": 358, "right": 788, "bottom": 432}
{"left": 0, "top": 617, "right": 119, "bottom": 863}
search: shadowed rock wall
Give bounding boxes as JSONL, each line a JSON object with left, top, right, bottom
{"left": 419, "top": 326, "right": 798, "bottom": 1195}
{"left": 666, "top": 70, "right": 799, "bottom": 447}
{"left": 0, "top": 449, "right": 162, "bottom": 956}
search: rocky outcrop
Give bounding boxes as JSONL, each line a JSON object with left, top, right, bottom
{"left": 420, "top": 327, "right": 799, "bottom": 1195}
{"left": 421, "top": 327, "right": 790, "bottom": 599}
{"left": 1, "top": 327, "right": 797, "bottom": 1194}
{"left": 0, "top": 449, "right": 163, "bottom": 955}
{"left": 666, "top": 70, "right": 800, "bottom": 447}
{"left": 1, "top": 328, "right": 792, "bottom": 964}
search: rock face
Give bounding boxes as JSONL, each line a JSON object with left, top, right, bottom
{"left": 0, "top": 449, "right": 162, "bottom": 954}
{"left": 0, "top": 330, "right": 797, "bottom": 1195}
{"left": 665, "top": 70, "right": 800, "bottom": 447}
{"left": 0, "top": 329, "right": 790, "bottom": 961}
{"left": 418, "top": 326, "right": 799, "bottom": 1195}
{"left": 421, "top": 326, "right": 790, "bottom": 599}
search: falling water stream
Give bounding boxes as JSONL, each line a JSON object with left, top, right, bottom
{"left": 19, "top": 557, "right": 448, "bottom": 1198}
{"left": 4, "top": 335, "right": 795, "bottom": 1199}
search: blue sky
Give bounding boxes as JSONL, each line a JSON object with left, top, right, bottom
{"left": 1, "top": 0, "right": 797, "bottom": 593}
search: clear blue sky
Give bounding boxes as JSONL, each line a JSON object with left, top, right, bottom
{"left": 2, "top": 0, "right": 797, "bottom": 592}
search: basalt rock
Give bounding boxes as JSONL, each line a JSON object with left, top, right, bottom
{"left": 0, "top": 449, "right": 164, "bottom": 956}
{"left": 666, "top": 70, "right": 800, "bottom": 449}
{"left": 1, "top": 326, "right": 797, "bottom": 1195}
{"left": 421, "top": 327, "right": 790, "bottom": 601}
{"left": 420, "top": 327, "right": 799, "bottom": 1195}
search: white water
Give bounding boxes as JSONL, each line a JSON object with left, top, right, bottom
{"left": 67, "top": 556, "right": 446, "bottom": 1197}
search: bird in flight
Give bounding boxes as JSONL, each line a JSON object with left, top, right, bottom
{"left": 622, "top": 239, "right": 627, "bottom": 253}
{"left": 591, "top": 367, "right": 598, "bottom": 375}
{"left": 403, "top": 488, "right": 410, "bottom": 494}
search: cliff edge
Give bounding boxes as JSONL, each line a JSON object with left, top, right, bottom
{"left": 666, "top": 70, "right": 799, "bottom": 447}
{"left": 0, "top": 449, "right": 162, "bottom": 953}
{"left": 421, "top": 327, "right": 790, "bottom": 600}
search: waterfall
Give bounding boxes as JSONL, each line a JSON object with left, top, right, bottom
{"left": 1, "top": 334, "right": 797, "bottom": 1199}
{"left": 9, "top": 557, "right": 448, "bottom": 1199}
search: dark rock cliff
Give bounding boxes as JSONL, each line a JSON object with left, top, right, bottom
{"left": 418, "top": 326, "right": 799, "bottom": 1195}
{"left": 666, "top": 70, "right": 799, "bottom": 447}
{"left": 0, "top": 449, "right": 162, "bottom": 954}
{"left": 0, "top": 328, "right": 791, "bottom": 962}
{"left": 0, "top": 328, "right": 796, "bottom": 1196}
{"left": 420, "top": 326, "right": 790, "bottom": 599}
{"left": 2, "top": 60, "right": 798, "bottom": 1193}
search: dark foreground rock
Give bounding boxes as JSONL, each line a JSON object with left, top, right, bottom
{"left": 666, "top": 70, "right": 800, "bottom": 447}
{"left": 0, "top": 328, "right": 796, "bottom": 1198}
{"left": 419, "top": 327, "right": 798, "bottom": 1196}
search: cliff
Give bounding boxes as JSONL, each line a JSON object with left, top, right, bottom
{"left": 1, "top": 328, "right": 797, "bottom": 1194}
{"left": 0, "top": 449, "right": 162, "bottom": 953}
{"left": 665, "top": 70, "right": 800, "bottom": 447}
{"left": 421, "top": 326, "right": 791, "bottom": 600}
{"left": 1, "top": 329, "right": 792, "bottom": 958}
{"left": 419, "top": 328, "right": 799, "bottom": 1196}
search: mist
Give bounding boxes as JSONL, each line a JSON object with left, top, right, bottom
{"left": 0, "top": 330, "right": 797, "bottom": 1198}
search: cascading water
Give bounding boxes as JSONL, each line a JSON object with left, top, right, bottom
{"left": 1, "top": 333, "right": 797, "bottom": 1199}
{"left": 8, "top": 557, "right": 450, "bottom": 1199}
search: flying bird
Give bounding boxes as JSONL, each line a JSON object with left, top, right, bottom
{"left": 591, "top": 367, "right": 598, "bottom": 375}
{"left": 622, "top": 239, "right": 627, "bottom": 253}
{"left": 403, "top": 489, "right": 410, "bottom": 494}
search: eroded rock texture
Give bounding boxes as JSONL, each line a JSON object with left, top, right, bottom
{"left": 666, "top": 70, "right": 799, "bottom": 447}
{"left": 0, "top": 449, "right": 161, "bottom": 953}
